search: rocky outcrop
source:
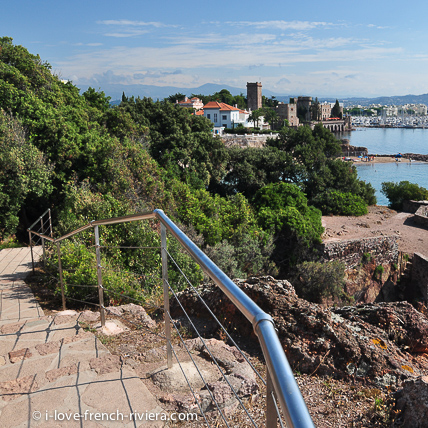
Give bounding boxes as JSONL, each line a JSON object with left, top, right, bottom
{"left": 171, "top": 276, "right": 428, "bottom": 387}
{"left": 341, "top": 143, "right": 368, "bottom": 157}
{"left": 149, "top": 338, "right": 259, "bottom": 414}
{"left": 394, "top": 376, "right": 428, "bottom": 427}
{"left": 402, "top": 153, "right": 428, "bottom": 162}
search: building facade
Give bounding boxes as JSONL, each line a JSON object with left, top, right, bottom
{"left": 276, "top": 101, "right": 300, "bottom": 127}
{"left": 246, "top": 82, "right": 262, "bottom": 111}
{"left": 176, "top": 96, "right": 204, "bottom": 111}
{"left": 202, "top": 101, "right": 250, "bottom": 134}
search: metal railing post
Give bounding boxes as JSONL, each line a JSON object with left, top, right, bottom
{"left": 266, "top": 368, "right": 278, "bottom": 428}
{"left": 41, "top": 217, "right": 46, "bottom": 268}
{"left": 48, "top": 209, "right": 53, "bottom": 238}
{"left": 161, "top": 222, "right": 173, "bottom": 369}
{"left": 56, "top": 242, "right": 66, "bottom": 311}
{"left": 94, "top": 225, "right": 106, "bottom": 327}
{"left": 28, "top": 231, "right": 35, "bottom": 274}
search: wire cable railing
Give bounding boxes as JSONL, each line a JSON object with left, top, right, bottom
{"left": 27, "top": 209, "right": 315, "bottom": 428}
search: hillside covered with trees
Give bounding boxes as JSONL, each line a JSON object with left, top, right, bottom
{"left": 0, "top": 37, "right": 376, "bottom": 302}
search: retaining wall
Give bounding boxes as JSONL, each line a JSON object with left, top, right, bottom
{"left": 221, "top": 134, "right": 278, "bottom": 148}
{"left": 414, "top": 205, "right": 428, "bottom": 227}
{"left": 412, "top": 253, "right": 428, "bottom": 301}
{"left": 402, "top": 200, "right": 428, "bottom": 214}
{"left": 321, "top": 235, "right": 399, "bottom": 269}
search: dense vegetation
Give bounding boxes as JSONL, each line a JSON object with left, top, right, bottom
{"left": 381, "top": 181, "right": 428, "bottom": 210}
{"left": 0, "top": 38, "right": 378, "bottom": 303}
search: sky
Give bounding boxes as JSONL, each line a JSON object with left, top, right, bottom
{"left": 2, "top": 0, "right": 428, "bottom": 98}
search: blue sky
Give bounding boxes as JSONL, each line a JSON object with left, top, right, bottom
{"left": 2, "top": 0, "right": 428, "bottom": 98}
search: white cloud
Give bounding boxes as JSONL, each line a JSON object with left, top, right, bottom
{"left": 225, "top": 20, "right": 338, "bottom": 31}
{"left": 53, "top": 16, "right": 428, "bottom": 97}
{"left": 97, "top": 20, "right": 169, "bottom": 28}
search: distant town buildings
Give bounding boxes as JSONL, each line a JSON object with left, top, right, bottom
{"left": 174, "top": 82, "right": 358, "bottom": 134}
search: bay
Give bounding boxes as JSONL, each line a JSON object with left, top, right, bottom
{"left": 354, "top": 162, "right": 428, "bottom": 206}
{"left": 340, "top": 127, "right": 428, "bottom": 155}
{"left": 340, "top": 127, "right": 428, "bottom": 206}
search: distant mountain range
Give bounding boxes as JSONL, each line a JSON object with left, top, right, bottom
{"left": 77, "top": 83, "right": 428, "bottom": 107}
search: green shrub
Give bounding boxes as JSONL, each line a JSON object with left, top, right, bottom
{"left": 312, "top": 190, "right": 368, "bottom": 216}
{"left": 48, "top": 241, "right": 145, "bottom": 304}
{"left": 253, "top": 182, "right": 324, "bottom": 247}
{"left": 374, "top": 265, "right": 384, "bottom": 281}
{"left": 293, "top": 260, "right": 347, "bottom": 303}
{"left": 381, "top": 181, "right": 428, "bottom": 210}
{"left": 362, "top": 252, "right": 372, "bottom": 263}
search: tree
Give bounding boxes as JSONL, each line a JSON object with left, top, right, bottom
{"left": 211, "top": 146, "right": 292, "bottom": 198}
{"left": 297, "top": 105, "right": 308, "bottom": 122}
{"left": 83, "top": 87, "right": 111, "bottom": 112}
{"left": 253, "top": 182, "right": 324, "bottom": 273}
{"left": 311, "top": 97, "right": 321, "bottom": 121}
{"left": 381, "top": 181, "right": 428, "bottom": 210}
{"left": 0, "top": 112, "right": 53, "bottom": 238}
{"left": 166, "top": 92, "right": 186, "bottom": 103}
{"left": 266, "top": 123, "right": 376, "bottom": 208}
{"left": 119, "top": 97, "right": 228, "bottom": 188}
{"left": 249, "top": 108, "right": 263, "bottom": 128}
{"left": 331, "top": 100, "right": 342, "bottom": 119}
{"left": 264, "top": 108, "right": 279, "bottom": 129}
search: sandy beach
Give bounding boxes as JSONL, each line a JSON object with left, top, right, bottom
{"left": 344, "top": 156, "right": 421, "bottom": 164}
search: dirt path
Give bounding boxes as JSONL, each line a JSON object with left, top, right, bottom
{"left": 322, "top": 205, "right": 428, "bottom": 257}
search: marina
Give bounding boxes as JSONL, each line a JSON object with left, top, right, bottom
{"left": 350, "top": 115, "right": 428, "bottom": 129}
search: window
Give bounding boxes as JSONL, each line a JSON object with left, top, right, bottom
{"left": 222, "top": 115, "right": 227, "bottom": 120}
{"left": 207, "top": 114, "right": 211, "bottom": 119}
{"left": 214, "top": 113, "right": 218, "bottom": 122}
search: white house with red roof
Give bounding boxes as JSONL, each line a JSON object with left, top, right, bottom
{"left": 176, "top": 96, "right": 204, "bottom": 111}
{"left": 202, "top": 101, "right": 250, "bottom": 134}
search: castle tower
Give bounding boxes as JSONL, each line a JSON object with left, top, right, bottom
{"left": 246, "top": 82, "right": 262, "bottom": 111}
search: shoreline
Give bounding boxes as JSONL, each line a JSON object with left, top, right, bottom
{"left": 343, "top": 155, "right": 428, "bottom": 164}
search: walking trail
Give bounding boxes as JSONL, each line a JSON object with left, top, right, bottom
{"left": 0, "top": 247, "right": 165, "bottom": 427}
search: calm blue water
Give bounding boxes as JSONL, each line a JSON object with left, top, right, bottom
{"left": 341, "top": 128, "right": 428, "bottom": 205}
{"left": 341, "top": 127, "right": 428, "bottom": 155}
{"left": 356, "top": 162, "right": 428, "bottom": 206}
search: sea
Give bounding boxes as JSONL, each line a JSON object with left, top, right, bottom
{"left": 340, "top": 128, "right": 428, "bottom": 206}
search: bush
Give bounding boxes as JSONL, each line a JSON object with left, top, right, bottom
{"left": 253, "top": 183, "right": 324, "bottom": 247}
{"left": 362, "top": 252, "right": 372, "bottom": 263}
{"left": 381, "top": 181, "right": 428, "bottom": 210}
{"left": 293, "top": 260, "right": 347, "bottom": 303}
{"left": 312, "top": 190, "right": 368, "bottom": 216}
{"left": 48, "top": 241, "right": 145, "bottom": 304}
{"left": 374, "top": 265, "right": 384, "bottom": 281}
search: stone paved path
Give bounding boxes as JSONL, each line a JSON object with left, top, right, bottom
{"left": 0, "top": 248, "right": 165, "bottom": 427}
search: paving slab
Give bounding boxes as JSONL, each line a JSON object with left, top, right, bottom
{"left": 0, "top": 247, "right": 43, "bottom": 326}
{"left": 0, "top": 248, "right": 168, "bottom": 427}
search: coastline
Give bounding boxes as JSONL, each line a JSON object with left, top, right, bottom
{"left": 344, "top": 155, "right": 428, "bottom": 164}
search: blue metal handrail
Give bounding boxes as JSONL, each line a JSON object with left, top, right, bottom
{"left": 28, "top": 209, "right": 315, "bottom": 428}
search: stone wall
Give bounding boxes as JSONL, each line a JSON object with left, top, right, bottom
{"left": 321, "top": 235, "right": 399, "bottom": 269}
{"left": 412, "top": 253, "right": 428, "bottom": 301}
{"left": 221, "top": 134, "right": 278, "bottom": 148}
{"left": 414, "top": 205, "right": 428, "bottom": 227}
{"left": 402, "top": 200, "right": 428, "bottom": 214}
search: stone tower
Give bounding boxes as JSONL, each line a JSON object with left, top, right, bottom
{"left": 246, "top": 82, "right": 262, "bottom": 111}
